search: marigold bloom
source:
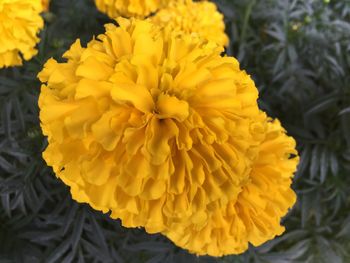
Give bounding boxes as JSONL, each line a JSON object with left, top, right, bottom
{"left": 151, "top": 0, "right": 229, "bottom": 47}
{"left": 164, "top": 118, "right": 298, "bottom": 256}
{"left": 94, "top": 0, "right": 180, "bottom": 18}
{"left": 38, "top": 18, "right": 298, "bottom": 256}
{"left": 0, "top": 0, "right": 44, "bottom": 68}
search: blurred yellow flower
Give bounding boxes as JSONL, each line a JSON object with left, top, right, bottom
{"left": 164, "top": 117, "right": 299, "bottom": 256}
{"left": 95, "top": 0, "right": 180, "bottom": 18}
{"left": 152, "top": 0, "right": 229, "bottom": 47}
{"left": 0, "top": 0, "right": 44, "bottom": 68}
{"left": 38, "top": 18, "right": 298, "bottom": 256}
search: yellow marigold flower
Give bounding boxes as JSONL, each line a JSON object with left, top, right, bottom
{"left": 0, "top": 0, "right": 44, "bottom": 68}
{"left": 164, "top": 117, "right": 298, "bottom": 256}
{"left": 38, "top": 18, "right": 267, "bottom": 237}
{"left": 94, "top": 0, "right": 180, "bottom": 18}
{"left": 151, "top": 0, "right": 229, "bottom": 47}
{"left": 39, "top": 17, "right": 299, "bottom": 257}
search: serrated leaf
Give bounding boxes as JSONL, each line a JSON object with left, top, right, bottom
{"left": 0, "top": 156, "right": 14, "bottom": 173}
{"left": 88, "top": 212, "right": 109, "bottom": 253}
{"left": 329, "top": 151, "right": 339, "bottom": 176}
{"left": 61, "top": 202, "right": 78, "bottom": 235}
{"left": 305, "top": 96, "right": 338, "bottom": 116}
{"left": 310, "top": 145, "right": 320, "bottom": 180}
{"left": 46, "top": 238, "right": 71, "bottom": 263}
{"left": 319, "top": 147, "right": 329, "bottom": 183}
{"left": 71, "top": 209, "right": 85, "bottom": 253}
{"left": 296, "top": 146, "right": 310, "bottom": 178}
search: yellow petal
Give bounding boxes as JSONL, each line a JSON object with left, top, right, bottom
{"left": 157, "top": 93, "right": 189, "bottom": 122}
{"left": 111, "top": 82, "right": 154, "bottom": 113}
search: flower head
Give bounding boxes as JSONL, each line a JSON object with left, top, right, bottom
{"left": 39, "top": 18, "right": 298, "bottom": 256}
{"left": 0, "top": 0, "right": 44, "bottom": 68}
{"left": 94, "top": 0, "right": 180, "bottom": 18}
{"left": 151, "top": 0, "right": 229, "bottom": 47}
{"left": 164, "top": 118, "right": 299, "bottom": 256}
{"left": 39, "top": 17, "right": 266, "bottom": 235}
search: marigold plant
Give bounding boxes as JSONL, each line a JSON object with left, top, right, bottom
{"left": 38, "top": 18, "right": 298, "bottom": 256}
{"left": 151, "top": 0, "right": 229, "bottom": 47}
{"left": 0, "top": 0, "right": 44, "bottom": 68}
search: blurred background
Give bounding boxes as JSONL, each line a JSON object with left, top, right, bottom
{"left": 0, "top": 0, "right": 349, "bottom": 262}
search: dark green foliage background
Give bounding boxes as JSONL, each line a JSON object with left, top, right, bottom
{"left": 0, "top": 0, "right": 349, "bottom": 262}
